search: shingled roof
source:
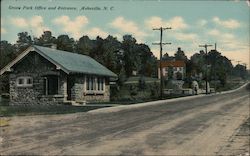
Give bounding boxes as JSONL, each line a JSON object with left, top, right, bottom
{"left": 0, "top": 45, "right": 117, "bottom": 78}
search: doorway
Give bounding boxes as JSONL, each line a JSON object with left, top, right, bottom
{"left": 67, "top": 77, "right": 74, "bottom": 100}
{"left": 43, "top": 75, "right": 59, "bottom": 95}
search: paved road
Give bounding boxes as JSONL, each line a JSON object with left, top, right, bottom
{"left": 1, "top": 85, "right": 249, "bottom": 155}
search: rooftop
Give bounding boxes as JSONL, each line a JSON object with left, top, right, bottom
{"left": 1, "top": 45, "right": 117, "bottom": 78}
{"left": 158, "top": 60, "right": 186, "bottom": 67}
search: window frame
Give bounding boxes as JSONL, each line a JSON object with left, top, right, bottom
{"left": 85, "top": 76, "right": 105, "bottom": 94}
{"left": 16, "top": 76, "right": 33, "bottom": 87}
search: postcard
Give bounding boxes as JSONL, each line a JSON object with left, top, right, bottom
{"left": 0, "top": 0, "right": 249, "bottom": 155}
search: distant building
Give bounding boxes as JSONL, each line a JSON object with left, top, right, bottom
{"left": 158, "top": 60, "right": 186, "bottom": 80}
{"left": 0, "top": 45, "right": 117, "bottom": 105}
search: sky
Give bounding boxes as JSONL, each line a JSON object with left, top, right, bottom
{"left": 1, "top": 0, "right": 249, "bottom": 68}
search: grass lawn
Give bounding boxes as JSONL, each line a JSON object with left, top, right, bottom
{"left": 0, "top": 104, "right": 109, "bottom": 117}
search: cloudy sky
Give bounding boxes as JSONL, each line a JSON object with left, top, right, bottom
{"left": 1, "top": 0, "right": 249, "bottom": 68}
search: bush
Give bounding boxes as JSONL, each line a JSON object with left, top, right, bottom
{"left": 138, "top": 76, "right": 146, "bottom": 91}
{"left": 130, "top": 84, "right": 138, "bottom": 96}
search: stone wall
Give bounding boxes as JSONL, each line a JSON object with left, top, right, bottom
{"left": 84, "top": 83, "right": 110, "bottom": 102}
{"left": 9, "top": 51, "right": 66, "bottom": 105}
{"left": 71, "top": 75, "right": 110, "bottom": 103}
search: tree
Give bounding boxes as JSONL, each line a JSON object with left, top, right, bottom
{"left": 76, "top": 35, "right": 94, "bottom": 56}
{"left": 122, "top": 35, "right": 137, "bottom": 77}
{"left": 134, "top": 43, "right": 157, "bottom": 77}
{"left": 0, "top": 41, "right": 17, "bottom": 93}
{"left": 174, "top": 47, "right": 188, "bottom": 61}
{"left": 102, "top": 35, "right": 122, "bottom": 73}
{"left": 207, "top": 50, "right": 233, "bottom": 85}
{"left": 16, "top": 32, "right": 33, "bottom": 52}
{"left": 34, "top": 31, "right": 56, "bottom": 46}
{"left": 56, "top": 35, "right": 75, "bottom": 52}
{"left": 0, "top": 41, "right": 17, "bottom": 69}
{"left": 190, "top": 50, "right": 206, "bottom": 77}
{"left": 233, "top": 64, "right": 247, "bottom": 79}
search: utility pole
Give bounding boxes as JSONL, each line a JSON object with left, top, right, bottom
{"left": 237, "top": 60, "right": 241, "bottom": 64}
{"left": 153, "top": 27, "right": 171, "bottom": 99}
{"left": 199, "top": 44, "right": 213, "bottom": 94}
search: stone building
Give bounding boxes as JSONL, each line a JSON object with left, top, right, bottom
{"left": 0, "top": 45, "right": 117, "bottom": 105}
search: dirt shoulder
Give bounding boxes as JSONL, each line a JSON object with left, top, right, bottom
{"left": 217, "top": 117, "right": 250, "bottom": 156}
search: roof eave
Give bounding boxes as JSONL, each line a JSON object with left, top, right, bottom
{"left": 68, "top": 71, "right": 117, "bottom": 78}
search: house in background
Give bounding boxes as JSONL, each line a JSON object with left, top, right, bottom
{"left": 0, "top": 45, "right": 117, "bottom": 105}
{"left": 158, "top": 60, "right": 186, "bottom": 80}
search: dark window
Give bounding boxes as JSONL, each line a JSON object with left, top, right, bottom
{"left": 86, "top": 77, "right": 90, "bottom": 90}
{"left": 18, "top": 78, "right": 24, "bottom": 85}
{"left": 97, "top": 78, "right": 100, "bottom": 90}
{"left": 27, "top": 78, "right": 32, "bottom": 84}
{"left": 101, "top": 78, "right": 104, "bottom": 91}
{"left": 91, "top": 77, "right": 94, "bottom": 90}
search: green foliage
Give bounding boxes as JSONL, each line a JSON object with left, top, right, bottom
{"left": 168, "top": 66, "right": 174, "bottom": 80}
{"left": 0, "top": 41, "right": 17, "bottom": 69}
{"left": 175, "top": 47, "right": 188, "bottom": 61}
{"left": 150, "top": 82, "right": 160, "bottom": 99}
{"left": 0, "top": 105, "right": 109, "bottom": 116}
{"left": 233, "top": 64, "right": 248, "bottom": 79}
{"left": 16, "top": 32, "right": 33, "bottom": 52}
{"left": 129, "top": 84, "right": 138, "bottom": 96}
{"left": 117, "top": 67, "right": 127, "bottom": 86}
{"left": 56, "top": 35, "right": 75, "bottom": 52}
{"left": 138, "top": 76, "right": 146, "bottom": 90}
{"left": 1, "top": 31, "right": 246, "bottom": 97}
{"left": 34, "top": 31, "right": 57, "bottom": 46}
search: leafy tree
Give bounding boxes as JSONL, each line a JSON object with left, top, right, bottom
{"left": 122, "top": 35, "right": 137, "bottom": 77}
{"left": 0, "top": 41, "right": 17, "bottom": 69}
{"left": 16, "top": 32, "right": 33, "bottom": 52}
{"left": 233, "top": 64, "right": 247, "bottom": 79}
{"left": 102, "top": 35, "right": 122, "bottom": 73}
{"left": 138, "top": 76, "right": 146, "bottom": 90}
{"left": 34, "top": 31, "right": 56, "bottom": 46}
{"left": 135, "top": 44, "right": 156, "bottom": 76}
{"left": 162, "top": 52, "right": 174, "bottom": 61}
{"left": 0, "top": 41, "right": 17, "bottom": 93}
{"left": 174, "top": 47, "right": 188, "bottom": 61}
{"left": 76, "top": 35, "right": 94, "bottom": 56}
{"left": 190, "top": 50, "right": 206, "bottom": 78}
{"left": 207, "top": 50, "right": 232, "bottom": 85}
{"left": 56, "top": 35, "right": 75, "bottom": 52}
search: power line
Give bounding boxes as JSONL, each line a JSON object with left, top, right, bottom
{"left": 152, "top": 27, "right": 171, "bottom": 99}
{"left": 199, "top": 44, "right": 212, "bottom": 95}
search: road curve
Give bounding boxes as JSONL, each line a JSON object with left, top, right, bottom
{"left": 0, "top": 84, "right": 249, "bottom": 155}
